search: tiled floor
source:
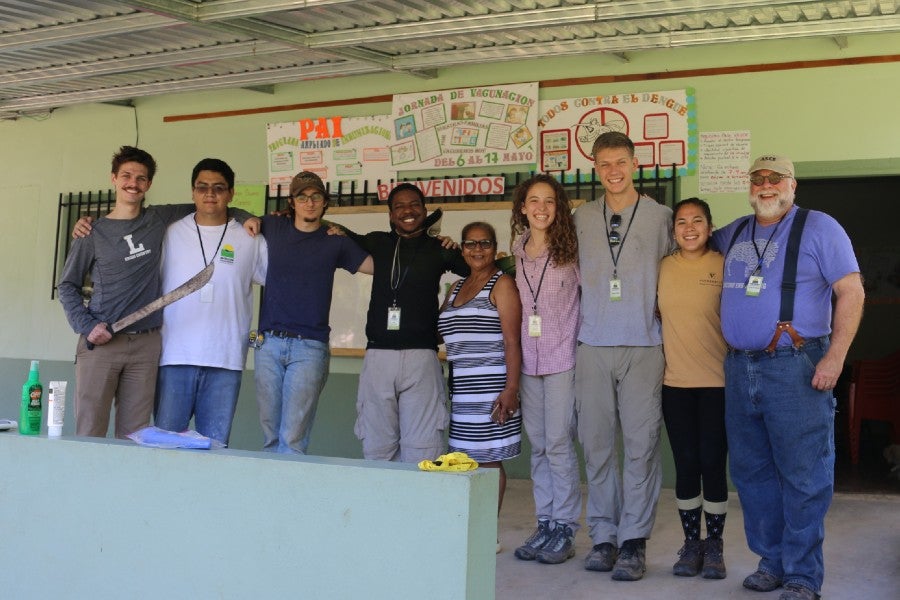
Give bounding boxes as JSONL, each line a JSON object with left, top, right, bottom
{"left": 495, "top": 479, "right": 899, "bottom": 600}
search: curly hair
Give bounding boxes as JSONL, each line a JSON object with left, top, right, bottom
{"left": 511, "top": 174, "right": 578, "bottom": 266}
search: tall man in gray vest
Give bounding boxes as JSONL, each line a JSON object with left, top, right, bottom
{"left": 714, "top": 155, "right": 864, "bottom": 600}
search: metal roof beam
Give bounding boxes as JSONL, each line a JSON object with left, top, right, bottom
{"left": 119, "top": 0, "right": 359, "bottom": 22}
{"left": 0, "top": 40, "right": 285, "bottom": 87}
{"left": 390, "top": 15, "right": 900, "bottom": 69}
{"left": 0, "top": 12, "right": 173, "bottom": 53}
{"left": 197, "top": 0, "right": 360, "bottom": 21}
{"left": 306, "top": 1, "right": 830, "bottom": 47}
{"left": 119, "top": 1, "right": 435, "bottom": 78}
{"left": 0, "top": 61, "right": 380, "bottom": 114}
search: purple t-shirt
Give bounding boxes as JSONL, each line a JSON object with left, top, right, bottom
{"left": 714, "top": 205, "right": 859, "bottom": 351}
{"left": 259, "top": 216, "right": 368, "bottom": 343}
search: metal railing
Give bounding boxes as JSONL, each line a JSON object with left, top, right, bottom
{"left": 54, "top": 166, "right": 676, "bottom": 298}
{"left": 264, "top": 166, "right": 677, "bottom": 212}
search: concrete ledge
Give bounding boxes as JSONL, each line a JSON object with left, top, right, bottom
{"left": 0, "top": 434, "right": 498, "bottom": 600}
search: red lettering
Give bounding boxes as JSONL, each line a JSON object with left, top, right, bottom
{"left": 298, "top": 119, "right": 314, "bottom": 140}
{"left": 442, "top": 179, "right": 457, "bottom": 196}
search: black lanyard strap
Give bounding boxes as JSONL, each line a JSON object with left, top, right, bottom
{"left": 603, "top": 197, "right": 640, "bottom": 278}
{"left": 749, "top": 218, "right": 782, "bottom": 276}
{"left": 520, "top": 250, "right": 551, "bottom": 314}
{"left": 195, "top": 217, "right": 228, "bottom": 267}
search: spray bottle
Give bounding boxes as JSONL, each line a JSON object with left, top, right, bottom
{"left": 19, "top": 360, "right": 42, "bottom": 435}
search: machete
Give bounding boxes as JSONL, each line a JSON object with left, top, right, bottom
{"left": 86, "top": 261, "right": 215, "bottom": 349}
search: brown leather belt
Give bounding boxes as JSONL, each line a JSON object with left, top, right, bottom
{"left": 764, "top": 321, "right": 806, "bottom": 353}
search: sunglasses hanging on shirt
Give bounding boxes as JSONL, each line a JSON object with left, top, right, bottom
{"left": 608, "top": 213, "right": 622, "bottom": 246}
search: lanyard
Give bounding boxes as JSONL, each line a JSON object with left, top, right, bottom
{"left": 195, "top": 218, "right": 228, "bottom": 267}
{"left": 520, "top": 248, "right": 551, "bottom": 315}
{"left": 603, "top": 197, "right": 640, "bottom": 279}
{"left": 390, "top": 235, "right": 416, "bottom": 304}
{"left": 749, "top": 218, "right": 783, "bottom": 276}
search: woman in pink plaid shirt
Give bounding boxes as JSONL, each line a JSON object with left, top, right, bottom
{"left": 510, "top": 174, "right": 583, "bottom": 565}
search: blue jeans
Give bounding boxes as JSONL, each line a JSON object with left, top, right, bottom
{"left": 254, "top": 334, "right": 329, "bottom": 454}
{"left": 725, "top": 337, "right": 835, "bottom": 593}
{"left": 154, "top": 365, "right": 243, "bottom": 444}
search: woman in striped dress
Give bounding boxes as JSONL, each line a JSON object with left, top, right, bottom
{"left": 437, "top": 221, "right": 522, "bottom": 514}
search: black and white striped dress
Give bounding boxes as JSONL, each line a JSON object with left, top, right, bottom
{"left": 438, "top": 271, "right": 522, "bottom": 462}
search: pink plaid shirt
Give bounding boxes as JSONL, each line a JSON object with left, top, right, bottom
{"left": 513, "top": 234, "right": 580, "bottom": 376}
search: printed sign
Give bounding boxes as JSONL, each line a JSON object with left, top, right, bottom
{"left": 266, "top": 115, "right": 394, "bottom": 194}
{"left": 537, "top": 89, "right": 696, "bottom": 179}
{"left": 391, "top": 83, "right": 540, "bottom": 170}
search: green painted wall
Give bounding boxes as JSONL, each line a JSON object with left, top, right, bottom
{"left": 1, "top": 33, "right": 897, "bottom": 482}
{"left": 0, "top": 434, "right": 499, "bottom": 599}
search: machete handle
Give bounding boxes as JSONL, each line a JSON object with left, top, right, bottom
{"left": 85, "top": 323, "right": 113, "bottom": 351}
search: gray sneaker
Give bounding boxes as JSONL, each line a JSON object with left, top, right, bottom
{"left": 536, "top": 523, "right": 575, "bottom": 564}
{"left": 611, "top": 538, "right": 647, "bottom": 581}
{"left": 514, "top": 519, "right": 552, "bottom": 561}
{"left": 584, "top": 542, "right": 618, "bottom": 572}
{"left": 672, "top": 538, "right": 704, "bottom": 577}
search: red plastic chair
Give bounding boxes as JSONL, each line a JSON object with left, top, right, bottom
{"left": 847, "top": 350, "right": 900, "bottom": 465}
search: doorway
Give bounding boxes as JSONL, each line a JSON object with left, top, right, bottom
{"left": 799, "top": 175, "right": 900, "bottom": 493}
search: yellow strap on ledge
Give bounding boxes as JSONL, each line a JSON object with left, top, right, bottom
{"left": 418, "top": 451, "right": 479, "bottom": 472}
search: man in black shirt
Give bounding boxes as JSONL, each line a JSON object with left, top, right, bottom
{"left": 346, "top": 184, "right": 468, "bottom": 462}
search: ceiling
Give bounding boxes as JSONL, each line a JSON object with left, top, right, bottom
{"left": 2, "top": 0, "right": 899, "bottom": 120}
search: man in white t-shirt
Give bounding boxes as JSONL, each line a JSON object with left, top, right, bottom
{"left": 154, "top": 158, "right": 267, "bottom": 444}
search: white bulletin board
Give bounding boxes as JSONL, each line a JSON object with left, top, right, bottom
{"left": 326, "top": 203, "right": 514, "bottom": 355}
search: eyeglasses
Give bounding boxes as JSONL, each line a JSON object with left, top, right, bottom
{"left": 749, "top": 173, "right": 792, "bottom": 186}
{"left": 461, "top": 239, "right": 496, "bottom": 251}
{"left": 193, "top": 183, "right": 229, "bottom": 195}
{"left": 608, "top": 213, "right": 622, "bottom": 246}
{"left": 293, "top": 192, "right": 325, "bottom": 204}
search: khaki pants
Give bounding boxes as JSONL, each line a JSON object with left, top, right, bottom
{"left": 354, "top": 349, "right": 449, "bottom": 463}
{"left": 74, "top": 330, "right": 162, "bottom": 439}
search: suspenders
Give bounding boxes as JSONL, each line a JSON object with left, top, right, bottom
{"left": 726, "top": 207, "right": 810, "bottom": 351}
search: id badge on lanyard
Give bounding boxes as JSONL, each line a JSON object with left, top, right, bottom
{"left": 387, "top": 304, "right": 401, "bottom": 330}
{"left": 609, "top": 278, "right": 622, "bottom": 301}
{"left": 528, "top": 314, "right": 542, "bottom": 337}
{"left": 745, "top": 274, "right": 763, "bottom": 297}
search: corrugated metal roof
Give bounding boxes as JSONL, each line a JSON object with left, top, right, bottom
{"left": 1, "top": 0, "right": 898, "bottom": 119}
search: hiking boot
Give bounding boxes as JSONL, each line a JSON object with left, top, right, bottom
{"left": 611, "top": 538, "right": 646, "bottom": 581}
{"left": 514, "top": 519, "right": 552, "bottom": 561}
{"left": 779, "top": 583, "right": 821, "bottom": 600}
{"left": 701, "top": 537, "right": 726, "bottom": 579}
{"left": 743, "top": 569, "right": 783, "bottom": 592}
{"left": 584, "top": 542, "right": 618, "bottom": 572}
{"left": 536, "top": 523, "right": 575, "bottom": 564}
{"left": 672, "top": 538, "right": 704, "bottom": 577}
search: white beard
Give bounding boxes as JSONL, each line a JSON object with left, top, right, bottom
{"left": 749, "top": 187, "right": 794, "bottom": 222}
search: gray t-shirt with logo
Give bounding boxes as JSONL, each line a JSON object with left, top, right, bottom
{"left": 58, "top": 204, "right": 197, "bottom": 335}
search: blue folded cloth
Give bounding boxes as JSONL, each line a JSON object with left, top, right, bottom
{"left": 127, "top": 426, "right": 223, "bottom": 449}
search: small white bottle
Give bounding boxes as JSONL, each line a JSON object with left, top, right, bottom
{"left": 47, "top": 381, "right": 67, "bottom": 437}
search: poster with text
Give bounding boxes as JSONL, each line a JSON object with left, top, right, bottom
{"left": 391, "top": 83, "right": 539, "bottom": 170}
{"left": 266, "top": 115, "right": 394, "bottom": 195}
{"left": 699, "top": 130, "right": 752, "bottom": 193}
{"left": 536, "top": 89, "right": 697, "bottom": 180}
